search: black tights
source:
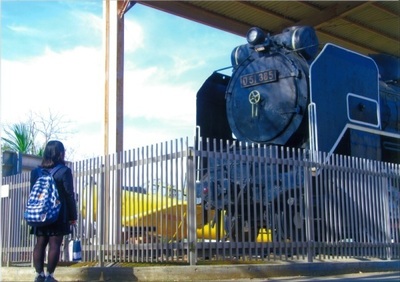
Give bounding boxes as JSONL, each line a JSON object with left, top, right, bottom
{"left": 33, "top": 235, "right": 64, "bottom": 274}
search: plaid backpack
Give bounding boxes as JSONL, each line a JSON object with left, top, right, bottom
{"left": 24, "top": 165, "right": 63, "bottom": 227}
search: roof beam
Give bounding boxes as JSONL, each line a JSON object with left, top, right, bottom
{"left": 119, "top": 0, "right": 136, "bottom": 18}
{"left": 295, "top": 1, "right": 398, "bottom": 54}
{"left": 237, "top": 1, "right": 294, "bottom": 33}
{"left": 295, "top": 1, "right": 369, "bottom": 28}
{"left": 137, "top": 1, "right": 250, "bottom": 36}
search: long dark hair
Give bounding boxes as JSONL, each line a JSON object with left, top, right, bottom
{"left": 41, "top": 140, "right": 66, "bottom": 168}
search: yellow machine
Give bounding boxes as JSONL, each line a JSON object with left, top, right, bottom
{"left": 120, "top": 188, "right": 227, "bottom": 241}
{"left": 81, "top": 185, "right": 271, "bottom": 242}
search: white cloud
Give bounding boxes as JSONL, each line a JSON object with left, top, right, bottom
{"left": 124, "top": 19, "right": 144, "bottom": 53}
{"left": 7, "top": 24, "right": 41, "bottom": 36}
{"left": 1, "top": 46, "right": 104, "bottom": 124}
{"left": 170, "top": 55, "right": 206, "bottom": 77}
{"left": 73, "top": 11, "right": 103, "bottom": 36}
{"left": 123, "top": 65, "right": 196, "bottom": 122}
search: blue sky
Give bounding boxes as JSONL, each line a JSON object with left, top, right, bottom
{"left": 1, "top": 1, "right": 244, "bottom": 161}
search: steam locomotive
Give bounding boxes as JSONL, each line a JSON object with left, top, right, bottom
{"left": 196, "top": 26, "right": 400, "bottom": 241}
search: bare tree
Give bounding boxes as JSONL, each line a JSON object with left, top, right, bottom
{"left": 27, "top": 110, "right": 73, "bottom": 155}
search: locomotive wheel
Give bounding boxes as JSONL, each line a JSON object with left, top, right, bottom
{"left": 229, "top": 211, "right": 260, "bottom": 242}
{"left": 273, "top": 210, "right": 304, "bottom": 242}
{"left": 230, "top": 218, "right": 259, "bottom": 242}
{"left": 273, "top": 192, "right": 305, "bottom": 242}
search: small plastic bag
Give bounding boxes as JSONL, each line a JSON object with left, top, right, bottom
{"left": 68, "top": 224, "right": 82, "bottom": 261}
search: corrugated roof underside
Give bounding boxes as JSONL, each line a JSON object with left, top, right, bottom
{"left": 141, "top": 1, "right": 399, "bottom": 57}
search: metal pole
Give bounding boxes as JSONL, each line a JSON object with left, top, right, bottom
{"left": 101, "top": 0, "right": 111, "bottom": 267}
{"left": 305, "top": 156, "right": 315, "bottom": 263}
{"left": 0, "top": 0, "right": 4, "bottom": 273}
{"left": 104, "top": 0, "right": 110, "bottom": 158}
{"left": 113, "top": 0, "right": 126, "bottom": 246}
{"left": 116, "top": 1, "right": 124, "bottom": 155}
{"left": 187, "top": 147, "right": 197, "bottom": 265}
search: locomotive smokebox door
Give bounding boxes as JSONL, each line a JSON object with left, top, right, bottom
{"left": 226, "top": 52, "right": 309, "bottom": 145}
{"left": 309, "top": 44, "right": 380, "bottom": 156}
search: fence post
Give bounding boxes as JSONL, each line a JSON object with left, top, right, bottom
{"left": 98, "top": 159, "right": 106, "bottom": 266}
{"left": 187, "top": 147, "right": 197, "bottom": 265}
{"left": 304, "top": 152, "right": 315, "bottom": 263}
{"left": 382, "top": 163, "right": 392, "bottom": 260}
{"left": 0, "top": 184, "right": 4, "bottom": 268}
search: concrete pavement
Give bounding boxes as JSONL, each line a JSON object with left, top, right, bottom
{"left": 1, "top": 258, "right": 399, "bottom": 281}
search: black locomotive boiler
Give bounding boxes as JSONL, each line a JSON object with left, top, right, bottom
{"left": 196, "top": 25, "right": 400, "bottom": 242}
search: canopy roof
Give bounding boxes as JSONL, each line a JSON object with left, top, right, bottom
{"left": 138, "top": 1, "right": 399, "bottom": 58}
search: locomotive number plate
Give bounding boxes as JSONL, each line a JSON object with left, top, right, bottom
{"left": 240, "top": 70, "right": 278, "bottom": 88}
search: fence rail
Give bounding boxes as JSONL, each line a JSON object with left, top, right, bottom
{"left": 1, "top": 137, "right": 399, "bottom": 265}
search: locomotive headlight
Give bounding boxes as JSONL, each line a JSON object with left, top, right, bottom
{"left": 246, "top": 27, "right": 265, "bottom": 46}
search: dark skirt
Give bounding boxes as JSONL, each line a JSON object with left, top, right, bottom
{"left": 30, "top": 220, "right": 71, "bottom": 236}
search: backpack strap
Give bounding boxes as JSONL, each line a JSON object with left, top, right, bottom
{"left": 49, "top": 164, "right": 65, "bottom": 176}
{"left": 49, "top": 164, "right": 68, "bottom": 223}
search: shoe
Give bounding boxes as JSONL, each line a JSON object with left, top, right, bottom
{"left": 34, "top": 275, "right": 46, "bottom": 282}
{"left": 44, "top": 276, "right": 58, "bottom": 282}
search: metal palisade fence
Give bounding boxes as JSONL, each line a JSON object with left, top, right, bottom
{"left": 1, "top": 137, "right": 399, "bottom": 265}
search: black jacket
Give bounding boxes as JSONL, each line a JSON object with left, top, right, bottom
{"left": 29, "top": 165, "right": 78, "bottom": 236}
